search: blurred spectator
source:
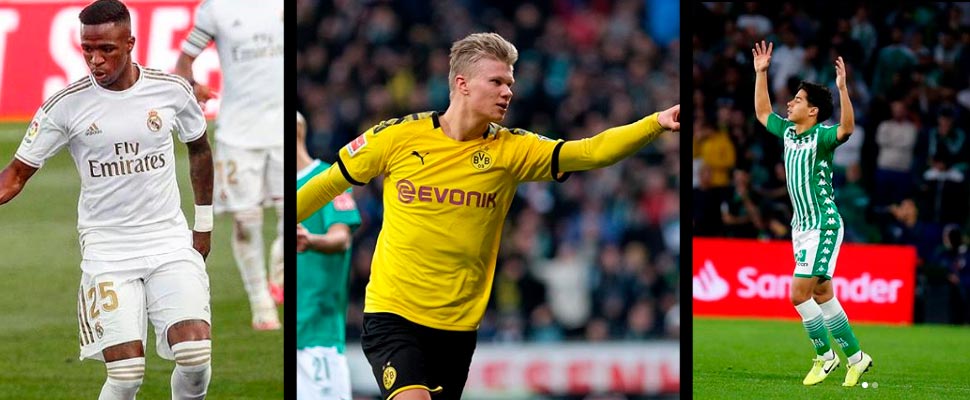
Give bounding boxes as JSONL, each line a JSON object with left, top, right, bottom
{"left": 875, "top": 100, "right": 919, "bottom": 207}
{"left": 720, "top": 169, "right": 763, "bottom": 238}
{"left": 931, "top": 225, "right": 970, "bottom": 324}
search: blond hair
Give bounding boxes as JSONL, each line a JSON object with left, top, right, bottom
{"left": 448, "top": 32, "right": 518, "bottom": 93}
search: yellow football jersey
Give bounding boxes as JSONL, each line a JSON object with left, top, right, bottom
{"left": 337, "top": 111, "right": 566, "bottom": 331}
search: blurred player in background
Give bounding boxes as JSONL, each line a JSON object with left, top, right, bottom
{"left": 295, "top": 111, "right": 361, "bottom": 400}
{"left": 0, "top": 1, "right": 213, "bottom": 398}
{"left": 175, "top": 0, "right": 284, "bottom": 330}
{"left": 298, "top": 32, "right": 679, "bottom": 400}
{"left": 753, "top": 40, "right": 873, "bottom": 387}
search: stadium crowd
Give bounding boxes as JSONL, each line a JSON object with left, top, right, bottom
{"left": 297, "top": 0, "right": 680, "bottom": 343}
{"left": 693, "top": 2, "right": 970, "bottom": 324}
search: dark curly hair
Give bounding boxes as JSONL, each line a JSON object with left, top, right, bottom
{"left": 797, "top": 81, "right": 833, "bottom": 123}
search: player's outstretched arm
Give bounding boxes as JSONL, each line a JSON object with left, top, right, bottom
{"left": 297, "top": 165, "right": 352, "bottom": 223}
{"left": 186, "top": 133, "right": 214, "bottom": 259}
{"left": 0, "top": 159, "right": 38, "bottom": 206}
{"left": 753, "top": 40, "right": 773, "bottom": 127}
{"left": 557, "top": 104, "right": 679, "bottom": 172}
{"left": 296, "top": 223, "right": 352, "bottom": 254}
{"left": 835, "top": 56, "right": 854, "bottom": 142}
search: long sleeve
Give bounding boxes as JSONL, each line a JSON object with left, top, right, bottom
{"left": 297, "top": 164, "right": 352, "bottom": 222}
{"left": 558, "top": 112, "right": 666, "bottom": 172}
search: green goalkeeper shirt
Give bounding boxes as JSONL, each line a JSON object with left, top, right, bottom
{"left": 296, "top": 160, "right": 361, "bottom": 352}
{"left": 766, "top": 113, "right": 845, "bottom": 231}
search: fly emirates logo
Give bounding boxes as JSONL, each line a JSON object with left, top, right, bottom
{"left": 89, "top": 141, "right": 166, "bottom": 178}
{"left": 693, "top": 260, "right": 906, "bottom": 304}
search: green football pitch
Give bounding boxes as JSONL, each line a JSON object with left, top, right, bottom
{"left": 0, "top": 122, "right": 283, "bottom": 398}
{"left": 693, "top": 317, "right": 970, "bottom": 399}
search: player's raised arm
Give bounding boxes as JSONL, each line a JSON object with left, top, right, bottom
{"left": 0, "top": 159, "right": 38, "bottom": 206}
{"left": 557, "top": 104, "right": 679, "bottom": 173}
{"left": 186, "top": 132, "right": 214, "bottom": 259}
{"left": 297, "top": 166, "right": 352, "bottom": 222}
{"left": 835, "top": 56, "right": 854, "bottom": 142}
{"left": 753, "top": 40, "right": 773, "bottom": 127}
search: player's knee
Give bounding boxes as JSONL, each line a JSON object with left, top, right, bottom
{"left": 168, "top": 319, "right": 211, "bottom": 345}
{"left": 104, "top": 356, "right": 145, "bottom": 393}
{"left": 790, "top": 289, "right": 812, "bottom": 306}
{"left": 232, "top": 208, "right": 263, "bottom": 241}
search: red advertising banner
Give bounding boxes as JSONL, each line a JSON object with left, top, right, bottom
{"left": 693, "top": 238, "right": 916, "bottom": 324}
{"left": 0, "top": 0, "right": 221, "bottom": 121}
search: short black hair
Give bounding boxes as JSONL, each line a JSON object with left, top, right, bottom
{"left": 79, "top": 0, "right": 130, "bottom": 26}
{"left": 797, "top": 81, "right": 833, "bottom": 123}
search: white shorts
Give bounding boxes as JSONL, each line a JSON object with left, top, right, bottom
{"left": 78, "top": 248, "right": 211, "bottom": 362}
{"left": 297, "top": 346, "right": 352, "bottom": 400}
{"left": 214, "top": 141, "right": 284, "bottom": 213}
{"left": 792, "top": 228, "right": 844, "bottom": 280}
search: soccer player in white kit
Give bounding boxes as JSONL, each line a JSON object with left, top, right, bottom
{"left": 175, "top": 0, "right": 284, "bottom": 330}
{"left": 0, "top": 1, "right": 213, "bottom": 398}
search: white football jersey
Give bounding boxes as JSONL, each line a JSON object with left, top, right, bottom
{"left": 182, "top": 0, "right": 283, "bottom": 149}
{"left": 16, "top": 64, "right": 207, "bottom": 265}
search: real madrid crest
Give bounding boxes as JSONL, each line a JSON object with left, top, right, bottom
{"left": 472, "top": 149, "right": 492, "bottom": 170}
{"left": 147, "top": 110, "right": 162, "bottom": 132}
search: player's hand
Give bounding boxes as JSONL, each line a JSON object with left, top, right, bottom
{"left": 192, "top": 230, "right": 211, "bottom": 260}
{"left": 658, "top": 104, "right": 680, "bottom": 132}
{"left": 296, "top": 224, "right": 310, "bottom": 253}
{"left": 752, "top": 40, "right": 773, "bottom": 72}
{"left": 835, "top": 56, "right": 848, "bottom": 90}
{"left": 192, "top": 83, "right": 218, "bottom": 110}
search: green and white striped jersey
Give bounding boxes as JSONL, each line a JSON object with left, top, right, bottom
{"left": 766, "top": 113, "right": 844, "bottom": 230}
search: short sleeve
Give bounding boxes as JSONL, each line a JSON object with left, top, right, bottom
{"left": 336, "top": 126, "right": 391, "bottom": 186}
{"left": 15, "top": 109, "right": 69, "bottom": 168}
{"left": 322, "top": 189, "right": 362, "bottom": 231}
{"left": 181, "top": 0, "right": 216, "bottom": 57}
{"left": 175, "top": 96, "right": 207, "bottom": 143}
{"left": 766, "top": 113, "right": 793, "bottom": 139}
{"left": 818, "top": 124, "right": 841, "bottom": 151}
{"left": 506, "top": 128, "right": 568, "bottom": 182}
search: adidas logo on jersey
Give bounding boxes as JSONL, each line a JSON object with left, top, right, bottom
{"left": 86, "top": 123, "right": 102, "bottom": 136}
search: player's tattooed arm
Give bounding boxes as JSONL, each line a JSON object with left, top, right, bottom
{"left": 186, "top": 132, "right": 213, "bottom": 259}
{"left": 0, "top": 159, "right": 38, "bottom": 206}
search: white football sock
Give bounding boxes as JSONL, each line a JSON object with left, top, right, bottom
{"left": 171, "top": 340, "right": 212, "bottom": 400}
{"left": 99, "top": 357, "right": 145, "bottom": 400}
{"left": 269, "top": 203, "right": 284, "bottom": 287}
{"left": 231, "top": 209, "right": 275, "bottom": 317}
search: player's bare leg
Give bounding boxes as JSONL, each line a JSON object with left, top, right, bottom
{"left": 168, "top": 319, "right": 212, "bottom": 400}
{"left": 393, "top": 388, "right": 432, "bottom": 400}
{"left": 100, "top": 341, "right": 146, "bottom": 400}
{"left": 791, "top": 276, "right": 838, "bottom": 385}
{"left": 268, "top": 199, "right": 284, "bottom": 305}
{"left": 231, "top": 208, "right": 280, "bottom": 330}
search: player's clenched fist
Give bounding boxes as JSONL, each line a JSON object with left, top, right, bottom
{"left": 752, "top": 40, "right": 773, "bottom": 72}
{"left": 658, "top": 104, "right": 680, "bottom": 132}
{"left": 297, "top": 224, "right": 310, "bottom": 252}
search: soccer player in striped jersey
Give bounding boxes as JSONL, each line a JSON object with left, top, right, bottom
{"left": 0, "top": 1, "right": 213, "bottom": 398}
{"left": 753, "top": 40, "right": 873, "bottom": 387}
{"left": 176, "top": 0, "right": 284, "bottom": 330}
{"left": 298, "top": 32, "right": 679, "bottom": 400}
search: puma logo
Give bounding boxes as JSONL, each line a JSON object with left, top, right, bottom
{"left": 411, "top": 151, "right": 429, "bottom": 165}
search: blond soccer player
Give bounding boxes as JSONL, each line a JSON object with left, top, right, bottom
{"left": 297, "top": 32, "right": 679, "bottom": 400}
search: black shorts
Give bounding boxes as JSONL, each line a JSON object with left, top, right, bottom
{"left": 361, "top": 312, "right": 477, "bottom": 400}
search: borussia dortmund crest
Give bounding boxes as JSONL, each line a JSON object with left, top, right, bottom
{"left": 147, "top": 110, "right": 162, "bottom": 132}
{"left": 382, "top": 362, "right": 397, "bottom": 389}
{"left": 472, "top": 150, "right": 492, "bottom": 170}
